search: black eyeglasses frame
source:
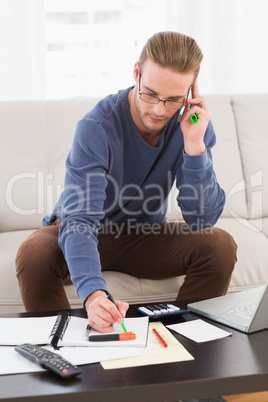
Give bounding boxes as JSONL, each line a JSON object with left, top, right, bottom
{"left": 138, "top": 72, "right": 190, "bottom": 111}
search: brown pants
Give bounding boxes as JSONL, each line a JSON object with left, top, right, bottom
{"left": 15, "top": 222, "right": 237, "bottom": 312}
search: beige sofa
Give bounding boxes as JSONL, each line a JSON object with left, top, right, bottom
{"left": 1, "top": 94, "right": 267, "bottom": 313}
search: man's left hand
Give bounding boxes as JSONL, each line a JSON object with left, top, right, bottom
{"left": 180, "top": 81, "right": 211, "bottom": 155}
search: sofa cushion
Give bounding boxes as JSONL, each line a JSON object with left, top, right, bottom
{"left": 0, "top": 102, "right": 48, "bottom": 232}
{"left": 232, "top": 94, "right": 268, "bottom": 219}
{"left": 206, "top": 95, "right": 248, "bottom": 220}
{"left": 100, "top": 271, "right": 185, "bottom": 305}
{"left": 216, "top": 218, "right": 268, "bottom": 291}
{"left": 0, "top": 98, "right": 99, "bottom": 233}
{"left": 46, "top": 97, "right": 100, "bottom": 187}
{"left": 0, "top": 230, "right": 35, "bottom": 313}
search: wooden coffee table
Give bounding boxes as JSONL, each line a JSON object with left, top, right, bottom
{"left": 0, "top": 303, "right": 268, "bottom": 402}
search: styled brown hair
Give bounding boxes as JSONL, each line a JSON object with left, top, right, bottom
{"left": 139, "top": 31, "right": 203, "bottom": 80}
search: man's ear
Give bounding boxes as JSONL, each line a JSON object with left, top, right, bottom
{"left": 133, "top": 61, "right": 140, "bottom": 82}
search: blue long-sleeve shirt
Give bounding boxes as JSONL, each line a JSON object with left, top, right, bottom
{"left": 43, "top": 86, "right": 225, "bottom": 305}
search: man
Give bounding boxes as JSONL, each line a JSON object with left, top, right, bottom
{"left": 16, "top": 31, "right": 237, "bottom": 333}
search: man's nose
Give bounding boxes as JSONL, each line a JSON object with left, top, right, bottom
{"left": 152, "top": 100, "right": 166, "bottom": 115}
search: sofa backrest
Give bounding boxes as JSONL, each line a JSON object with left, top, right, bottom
{"left": 210, "top": 94, "right": 267, "bottom": 222}
{"left": 1, "top": 94, "right": 267, "bottom": 232}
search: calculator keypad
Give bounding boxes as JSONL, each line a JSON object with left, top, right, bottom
{"left": 137, "top": 303, "right": 188, "bottom": 319}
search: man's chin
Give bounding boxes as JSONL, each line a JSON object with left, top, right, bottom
{"left": 142, "top": 116, "right": 167, "bottom": 131}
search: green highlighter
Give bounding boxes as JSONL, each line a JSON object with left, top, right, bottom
{"left": 190, "top": 113, "right": 198, "bottom": 124}
{"left": 108, "top": 293, "right": 127, "bottom": 332}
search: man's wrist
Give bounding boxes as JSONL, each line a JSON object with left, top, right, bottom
{"left": 184, "top": 141, "right": 206, "bottom": 156}
{"left": 85, "top": 290, "right": 107, "bottom": 311}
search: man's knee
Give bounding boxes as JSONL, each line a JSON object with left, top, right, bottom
{"left": 209, "top": 227, "right": 237, "bottom": 256}
{"left": 15, "top": 227, "right": 71, "bottom": 312}
{"left": 15, "top": 227, "right": 66, "bottom": 282}
{"left": 207, "top": 227, "right": 237, "bottom": 274}
{"left": 16, "top": 234, "right": 42, "bottom": 277}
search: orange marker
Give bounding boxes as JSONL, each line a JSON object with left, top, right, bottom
{"left": 88, "top": 332, "right": 136, "bottom": 342}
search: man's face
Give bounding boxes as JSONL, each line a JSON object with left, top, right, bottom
{"left": 132, "top": 59, "right": 195, "bottom": 136}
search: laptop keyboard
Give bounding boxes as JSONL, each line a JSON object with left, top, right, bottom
{"left": 228, "top": 303, "right": 257, "bottom": 320}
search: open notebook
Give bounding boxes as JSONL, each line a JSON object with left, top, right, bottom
{"left": 0, "top": 313, "right": 149, "bottom": 347}
{"left": 188, "top": 282, "right": 268, "bottom": 333}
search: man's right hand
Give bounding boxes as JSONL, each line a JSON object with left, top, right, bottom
{"left": 85, "top": 290, "right": 129, "bottom": 333}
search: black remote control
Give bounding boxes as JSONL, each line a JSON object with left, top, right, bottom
{"left": 15, "top": 344, "right": 81, "bottom": 379}
{"left": 137, "top": 303, "right": 190, "bottom": 320}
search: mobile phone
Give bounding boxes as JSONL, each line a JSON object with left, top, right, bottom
{"left": 177, "top": 86, "right": 191, "bottom": 123}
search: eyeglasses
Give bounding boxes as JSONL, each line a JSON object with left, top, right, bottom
{"left": 138, "top": 73, "right": 189, "bottom": 110}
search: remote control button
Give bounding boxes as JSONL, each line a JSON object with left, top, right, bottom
{"left": 15, "top": 344, "right": 82, "bottom": 379}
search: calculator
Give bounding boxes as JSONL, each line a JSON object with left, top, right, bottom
{"left": 137, "top": 303, "right": 190, "bottom": 320}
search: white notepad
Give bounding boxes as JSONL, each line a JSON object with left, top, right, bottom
{"left": 0, "top": 314, "right": 149, "bottom": 348}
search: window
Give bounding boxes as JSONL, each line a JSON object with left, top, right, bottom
{"left": 44, "top": 0, "right": 167, "bottom": 99}
{"left": 0, "top": 0, "right": 267, "bottom": 101}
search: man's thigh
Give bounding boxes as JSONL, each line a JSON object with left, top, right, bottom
{"left": 98, "top": 222, "right": 215, "bottom": 279}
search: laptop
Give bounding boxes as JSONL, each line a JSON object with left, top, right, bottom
{"left": 187, "top": 281, "right": 268, "bottom": 333}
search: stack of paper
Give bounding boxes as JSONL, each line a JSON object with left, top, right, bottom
{"left": 0, "top": 315, "right": 195, "bottom": 375}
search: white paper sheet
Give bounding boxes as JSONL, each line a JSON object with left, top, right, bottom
{"left": 0, "top": 347, "right": 45, "bottom": 375}
{"left": 167, "top": 319, "right": 232, "bottom": 343}
{"left": 0, "top": 345, "right": 141, "bottom": 376}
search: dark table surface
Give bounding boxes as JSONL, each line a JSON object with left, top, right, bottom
{"left": 0, "top": 302, "right": 268, "bottom": 402}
